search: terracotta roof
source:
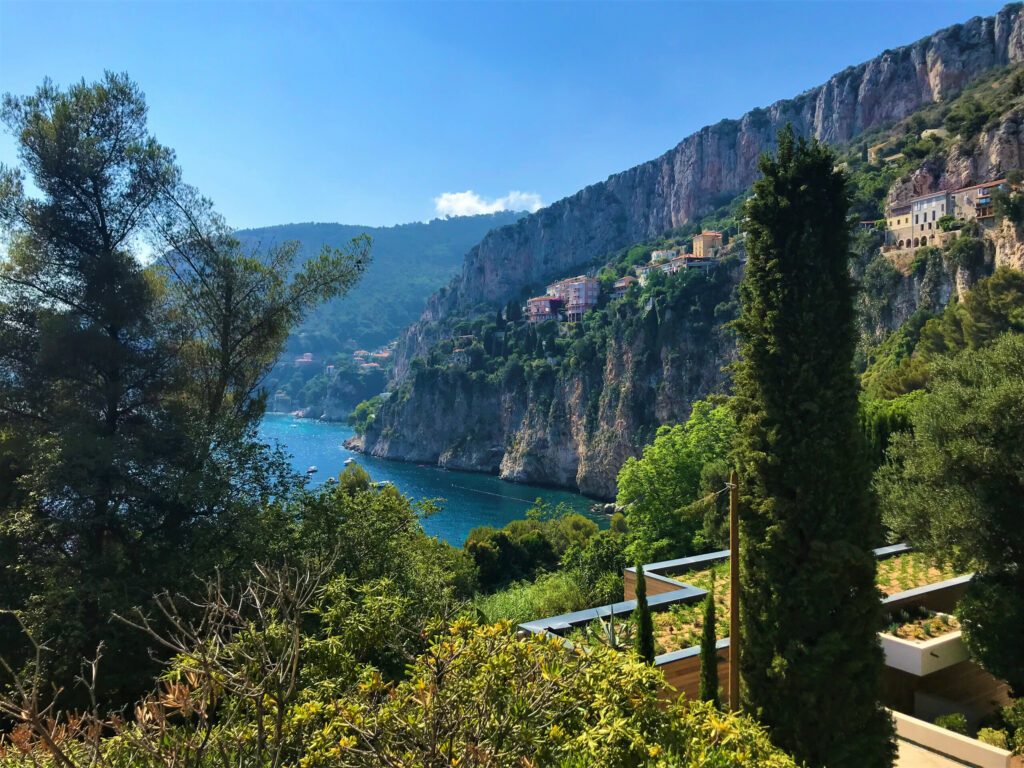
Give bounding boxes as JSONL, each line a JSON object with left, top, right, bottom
{"left": 954, "top": 178, "right": 1007, "bottom": 194}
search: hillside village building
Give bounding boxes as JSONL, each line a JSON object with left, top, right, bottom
{"left": 612, "top": 275, "right": 637, "bottom": 300}
{"left": 692, "top": 230, "right": 724, "bottom": 259}
{"left": 526, "top": 295, "right": 562, "bottom": 324}
{"left": 951, "top": 179, "right": 1004, "bottom": 221}
{"left": 912, "top": 190, "right": 951, "bottom": 235}
{"left": 546, "top": 275, "right": 600, "bottom": 322}
{"left": 883, "top": 178, "right": 1007, "bottom": 252}
{"left": 630, "top": 237, "right": 720, "bottom": 286}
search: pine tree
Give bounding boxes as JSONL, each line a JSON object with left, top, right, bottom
{"left": 733, "top": 126, "right": 894, "bottom": 768}
{"left": 0, "top": 74, "right": 366, "bottom": 706}
{"left": 634, "top": 563, "right": 656, "bottom": 664}
{"left": 698, "top": 584, "right": 720, "bottom": 709}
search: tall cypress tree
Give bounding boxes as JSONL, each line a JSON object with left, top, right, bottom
{"left": 733, "top": 127, "right": 893, "bottom": 768}
{"left": 698, "top": 584, "right": 720, "bottom": 708}
{"left": 634, "top": 563, "right": 656, "bottom": 664}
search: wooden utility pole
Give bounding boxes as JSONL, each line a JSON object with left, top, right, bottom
{"left": 728, "top": 469, "right": 740, "bottom": 710}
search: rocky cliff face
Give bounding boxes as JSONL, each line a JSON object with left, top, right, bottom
{"left": 887, "top": 109, "right": 1024, "bottom": 205}
{"left": 368, "top": 4, "right": 1024, "bottom": 498}
{"left": 362, "top": 266, "right": 740, "bottom": 499}
{"left": 389, "top": 4, "right": 1024, "bottom": 380}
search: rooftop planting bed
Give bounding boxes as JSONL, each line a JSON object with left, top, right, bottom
{"left": 524, "top": 545, "right": 966, "bottom": 660}
{"left": 884, "top": 606, "right": 960, "bottom": 642}
{"left": 875, "top": 552, "right": 958, "bottom": 595}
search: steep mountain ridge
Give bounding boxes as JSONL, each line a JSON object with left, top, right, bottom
{"left": 236, "top": 212, "right": 522, "bottom": 355}
{"left": 393, "top": 4, "right": 1024, "bottom": 379}
{"left": 357, "top": 5, "right": 1024, "bottom": 500}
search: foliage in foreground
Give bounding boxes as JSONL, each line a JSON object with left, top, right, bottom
{"left": 0, "top": 72, "right": 369, "bottom": 705}
{"left": 302, "top": 622, "right": 795, "bottom": 768}
{"left": 733, "top": 127, "right": 894, "bottom": 768}
{"left": 878, "top": 333, "right": 1024, "bottom": 695}
{"left": 617, "top": 397, "right": 736, "bottom": 562}
{"left": 0, "top": 595, "right": 796, "bottom": 768}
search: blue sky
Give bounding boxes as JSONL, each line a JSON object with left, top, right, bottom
{"left": 0, "top": 0, "right": 1008, "bottom": 229}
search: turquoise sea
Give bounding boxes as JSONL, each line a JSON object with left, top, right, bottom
{"left": 258, "top": 413, "right": 601, "bottom": 545}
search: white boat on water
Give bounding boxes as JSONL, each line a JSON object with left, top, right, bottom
{"left": 306, "top": 465, "right": 318, "bottom": 474}
{"left": 344, "top": 457, "right": 355, "bottom": 466}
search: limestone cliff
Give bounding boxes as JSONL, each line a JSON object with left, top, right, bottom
{"left": 392, "top": 4, "right": 1024, "bottom": 379}
{"left": 362, "top": 265, "right": 739, "bottom": 499}
{"left": 364, "top": 4, "right": 1024, "bottom": 498}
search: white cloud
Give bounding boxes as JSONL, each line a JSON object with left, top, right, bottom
{"left": 434, "top": 189, "right": 543, "bottom": 217}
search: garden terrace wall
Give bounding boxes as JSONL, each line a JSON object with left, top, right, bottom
{"left": 891, "top": 709, "right": 1024, "bottom": 768}
{"left": 523, "top": 544, "right": 969, "bottom": 706}
{"left": 624, "top": 545, "right": 914, "bottom": 600}
{"left": 882, "top": 574, "right": 971, "bottom": 614}
{"left": 883, "top": 658, "right": 1012, "bottom": 729}
{"left": 517, "top": 585, "right": 705, "bottom": 636}
{"left": 623, "top": 549, "right": 730, "bottom": 600}
{"left": 655, "top": 638, "right": 732, "bottom": 706}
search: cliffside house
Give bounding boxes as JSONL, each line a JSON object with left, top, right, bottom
{"left": 546, "top": 275, "right": 600, "bottom": 322}
{"left": 951, "top": 179, "right": 1006, "bottom": 221}
{"left": 692, "top": 230, "right": 724, "bottom": 259}
{"left": 883, "top": 178, "right": 1008, "bottom": 253}
{"left": 612, "top": 275, "right": 637, "bottom": 300}
{"left": 294, "top": 352, "right": 315, "bottom": 365}
{"left": 449, "top": 348, "right": 470, "bottom": 367}
{"left": 650, "top": 249, "right": 678, "bottom": 264}
{"left": 526, "top": 295, "right": 562, "bottom": 324}
{"left": 637, "top": 250, "right": 719, "bottom": 286}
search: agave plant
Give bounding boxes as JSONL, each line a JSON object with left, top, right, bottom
{"left": 585, "top": 607, "right": 634, "bottom": 651}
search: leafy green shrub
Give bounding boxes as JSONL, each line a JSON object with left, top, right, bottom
{"left": 945, "top": 96, "right": 994, "bottom": 138}
{"left": 859, "top": 253, "right": 903, "bottom": 331}
{"left": 977, "top": 728, "right": 1010, "bottom": 749}
{"left": 909, "top": 246, "right": 940, "bottom": 277}
{"left": 934, "top": 713, "right": 968, "bottom": 735}
{"left": 561, "top": 528, "right": 628, "bottom": 603}
{"left": 617, "top": 398, "right": 735, "bottom": 562}
{"left": 300, "top": 621, "right": 798, "bottom": 768}
{"left": 993, "top": 188, "right": 1024, "bottom": 226}
{"left": 465, "top": 506, "right": 601, "bottom": 591}
{"left": 473, "top": 570, "right": 589, "bottom": 625}
{"left": 348, "top": 394, "right": 383, "bottom": 434}
{"left": 944, "top": 236, "right": 986, "bottom": 272}
{"left": 1002, "top": 699, "right": 1024, "bottom": 753}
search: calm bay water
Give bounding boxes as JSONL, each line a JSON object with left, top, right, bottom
{"left": 258, "top": 413, "right": 601, "bottom": 545}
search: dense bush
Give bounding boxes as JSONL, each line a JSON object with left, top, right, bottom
{"left": 933, "top": 713, "right": 968, "bottom": 735}
{"left": 0, "top": 614, "right": 798, "bottom": 768}
{"left": 470, "top": 507, "right": 629, "bottom": 623}
{"left": 862, "top": 268, "right": 1024, "bottom": 398}
{"left": 301, "top": 621, "right": 798, "bottom": 768}
{"left": 879, "top": 334, "right": 1024, "bottom": 694}
{"left": 465, "top": 505, "right": 598, "bottom": 591}
{"left": 474, "top": 570, "right": 590, "bottom": 625}
{"left": 617, "top": 398, "right": 735, "bottom": 561}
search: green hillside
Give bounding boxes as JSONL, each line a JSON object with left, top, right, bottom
{"left": 236, "top": 212, "right": 523, "bottom": 354}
